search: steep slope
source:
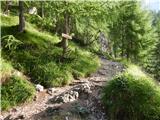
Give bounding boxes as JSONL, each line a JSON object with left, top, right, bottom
{"left": 1, "top": 14, "right": 100, "bottom": 87}
{"left": 1, "top": 14, "right": 100, "bottom": 111}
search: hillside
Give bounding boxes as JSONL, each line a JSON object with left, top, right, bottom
{"left": 1, "top": 1, "right": 160, "bottom": 120}
{"left": 1, "top": 14, "right": 100, "bottom": 110}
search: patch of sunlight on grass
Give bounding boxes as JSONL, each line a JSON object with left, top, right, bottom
{"left": 0, "top": 14, "right": 19, "bottom": 26}
{"left": 127, "top": 64, "right": 147, "bottom": 78}
{"left": 26, "top": 22, "right": 60, "bottom": 43}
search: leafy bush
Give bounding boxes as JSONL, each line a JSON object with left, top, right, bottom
{"left": 31, "top": 62, "right": 72, "bottom": 87}
{"left": 1, "top": 76, "right": 36, "bottom": 111}
{"left": 25, "top": 14, "right": 54, "bottom": 32}
{"left": 1, "top": 35, "right": 23, "bottom": 51}
{"left": 102, "top": 73, "right": 160, "bottom": 120}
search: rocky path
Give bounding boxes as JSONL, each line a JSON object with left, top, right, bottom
{"left": 1, "top": 57, "right": 124, "bottom": 120}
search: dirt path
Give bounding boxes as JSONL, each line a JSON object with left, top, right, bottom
{"left": 1, "top": 57, "right": 124, "bottom": 120}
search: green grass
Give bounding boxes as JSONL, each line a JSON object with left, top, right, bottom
{"left": 1, "top": 14, "right": 100, "bottom": 87}
{"left": 1, "top": 76, "right": 36, "bottom": 111}
{"left": 102, "top": 65, "right": 160, "bottom": 120}
{"left": 1, "top": 58, "right": 36, "bottom": 111}
{"left": 1, "top": 58, "right": 13, "bottom": 83}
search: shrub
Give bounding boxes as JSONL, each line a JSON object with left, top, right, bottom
{"left": 31, "top": 62, "right": 73, "bottom": 87}
{"left": 102, "top": 73, "right": 160, "bottom": 120}
{"left": 25, "top": 14, "right": 54, "bottom": 32}
{"left": 1, "top": 76, "right": 36, "bottom": 111}
{"left": 1, "top": 35, "right": 23, "bottom": 51}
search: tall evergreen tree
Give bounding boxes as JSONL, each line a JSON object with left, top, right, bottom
{"left": 108, "top": 1, "right": 156, "bottom": 62}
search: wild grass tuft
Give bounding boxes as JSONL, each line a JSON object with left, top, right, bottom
{"left": 102, "top": 66, "right": 160, "bottom": 120}
{"left": 1, "top": 76, "right": 36, "bottom": 111}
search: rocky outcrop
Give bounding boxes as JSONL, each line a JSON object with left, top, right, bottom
{"left": 51, "top": 83, "right": 91, "bottom": 103}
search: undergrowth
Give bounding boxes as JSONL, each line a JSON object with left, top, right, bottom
{"left": 102, "top": 65, "right": 160, "bottom": 120}
{"left": 1, "top": 76, "right": 36, "bottom": 111}
{"left": 1, "top": 14, "right": 100, "bottom": 87}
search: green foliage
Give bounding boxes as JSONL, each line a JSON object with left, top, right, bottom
{"left": 1, "top": 15, "right": 100, "bottom": 87}
{"left": 1, "top": 58, "right": 13, "bottom": 82}
{"left": 25, "top": 14, "right": 54, "bottom": 32}
{"left": 102, "top": 68, "right": 160, "bottom": 120}
{"left": 108, "top": 1, "right": 156, "bottom": 61}
{"left": 1, "top": 76, "right": 36, "bottom": 110}
{"left": 2, "top": 35, "right": 23, "bottom": 51}
{"left": 142, "top": 11, "right": 160, "bottom": 81}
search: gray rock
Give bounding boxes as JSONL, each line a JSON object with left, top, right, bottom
{"left": 29, "top": 7, "right": 37, "bottom": 15}
{"left": 45, "top": 107, "right": 60, "bottom": 116}
{"left": 52, "top": 91, "right": 79, "bottom": 103}
{"left": 4, "top": 114, "right": 12, "bottom": 120}
{"left": 35, "top": 84, "right": 44, "bottom": 92}
{"left": 33, "top": 95, "right": 37, "bottom": 101}
{"left": 47, "top": 88, "right": 55, "bottom": 95}
{"left": 73, "top": 83, "right": 91, "bottom": 94}
{"left": 11, "top": 108, "right": 18, "bottom": 112}
{"left": 4, "top": 114, "right": 25, "bottom": 120}
{"left": 14, "top": 114, "right": 25, "bottom": 120}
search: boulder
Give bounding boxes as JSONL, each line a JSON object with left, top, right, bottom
{"left": 35, "top": 84, "right": 44, "bottom": 92}
{"left": 73, "top": 83, "right": 91, "bottom": 94}
{"left": 52, "top": 83, "right": 91, "bottom": 104}
{"left": 29, "top": 7, "right": 37, "bottom": 15}
{"left": 53, "top": 91, "right": 79, "bottom": 103}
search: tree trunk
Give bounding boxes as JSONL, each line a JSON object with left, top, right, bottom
{"left": 62, "top": 12, "right": 69, "bottom": 57}
{"left": 4, "top": 1, "right": 10, "bottom": 15}
{"left": 19, "top": 1, "right": 25, "bottom": 33}
{"left": 40, "top": 1, "right": 44, "bottom": 18}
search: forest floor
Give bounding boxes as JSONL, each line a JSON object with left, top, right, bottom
{"left": 1, "top": 57, "right": 124, "bottom": 120}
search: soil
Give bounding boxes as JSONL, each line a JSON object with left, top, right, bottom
{"left": 1, "top": 57, "right": 124, "bottom": 120}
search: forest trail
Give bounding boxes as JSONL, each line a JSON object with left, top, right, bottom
{"left": 2, "top": 57, "right": 124, "bottom": 120}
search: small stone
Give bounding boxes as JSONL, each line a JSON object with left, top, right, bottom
{"left": 17, "top": 114, "right": 25, "bottom": 119}
{"left": 47, "top": 88, "right": 55, "bottom": 95}
{"left": 46, "top": 107, "right": 60, "bottom": 116}
{"left": 0, "top": 115, "right": 4, "bottom": 120}
{"left": 11, "top": 108, "right": 18, "bottom": 112}
{"left": 36, "top": 84, "right": 44, "bottom": 92}
{"left": 33, "top": 95, "right": 37, "bottom": 101}
{"left": 65, "top": 116, "right": 69, "bottom": 120}
{"left": 4, "top": 114, "right": 13, "bottom": 120}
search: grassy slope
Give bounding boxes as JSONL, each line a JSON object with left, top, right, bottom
{"left": 1, "top": 58, "right": 36, "bottom": 111}
{"left": 1, "top": 14, "right": 100, "bottom": 110}
{"left": 1, "top": 14, "right": 100, "bottom": 87}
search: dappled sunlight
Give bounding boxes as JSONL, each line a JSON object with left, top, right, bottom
{"left": 127, "top": 64, "right": 147, "bottom": 78}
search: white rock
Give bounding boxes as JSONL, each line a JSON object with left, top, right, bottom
{"left": 36, "top": 84, "right": 44, "bottom": 92}
{"left": 29, "top": 7, "right": 37, "bottom": 15}
{"left": 0, "top": 115, "right": 4, "bottom": 120}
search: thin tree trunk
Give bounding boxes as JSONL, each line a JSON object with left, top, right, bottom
{"left": 40, "top": 1, "right": 44, "bottom": 18}
{"left": 62, "top": 11, "right": 69, "bottom": 58}
{"left": 121, "top": 25, "right": 124, "bottom": 58}
{"left": 4, "top": 1, "right": 10, "bottom": 15}
{"left": 19, "top": 1, "right": 25, "bottom": 33}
